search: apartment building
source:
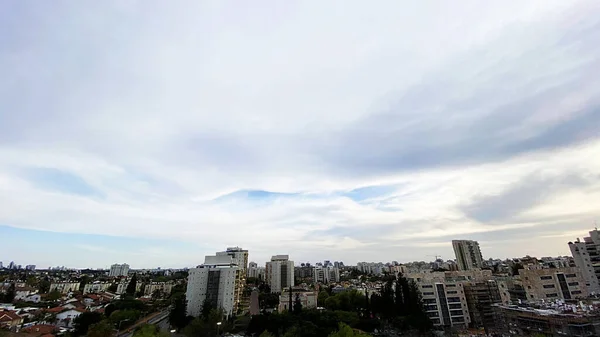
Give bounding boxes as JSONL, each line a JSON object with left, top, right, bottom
{"left": 266, "top": 255, "right": 294, "bottom": 293}
{"left": 143, "top": 282, "right": 174, "bottom": 296}
{"left": 452, "top": 240, "right": 484, "bottom": 271}
{"left": 109, "top": 263, "right": 130, "bottom": 277}
{"left": 419, "top": 280, "right": 471, "bottom": 328}
{"left": 519, "top": 267, "right": 588, "bottom": 301}
{"left": 49, "top": 282, "right": 80, "bottom": 294}
{"left": 217, "top": 247, "right": 248, "bottom": 277}
{"left": 313, "top": 266, "right": 340, "bottom": 284}
{"left": 83, "top": 282, "right": 111, "bottom": 294}
{"left": 186, "top": 254, "right": 241, "bottom": 317}
{"left": 247, "top": 262, "right": 265, "bottom": 280}
{"left": 356, "top": 262, "right": 385, "bottom": 275}
{"left": 569, "top": 229, "right": 600, "bottom": 294}
{"left": 408, "top": 270, "right": 499, "bottom": 329}
{"left": 116, "top": 280, "right": 142, "bottom": 295}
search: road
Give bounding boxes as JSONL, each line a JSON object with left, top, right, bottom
{"left": 250, "top": 290, "right": 260, "bottom": 315}
{"left": 117, "top": 309, "right": 170, "bottom": 337}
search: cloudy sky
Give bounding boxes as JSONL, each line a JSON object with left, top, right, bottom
{"left": 1, "top": 1, "right": 600, "bottom": 269}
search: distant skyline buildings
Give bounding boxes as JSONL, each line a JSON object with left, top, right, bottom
{"left": 109, "top": 263, "right": 130, "bottom": 277}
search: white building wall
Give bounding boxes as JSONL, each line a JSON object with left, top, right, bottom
{"left": 186, "top": 255, "right": 240, "bottom": 318}
{"left": 266, "top": 255, "right": 294, "bottom": 293}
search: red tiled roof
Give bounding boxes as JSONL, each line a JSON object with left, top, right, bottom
{"left": 0, "top": 310, "right": 22, "bottom": 321}
{"left": 46, "top": 307, "right": 64, "bottom": 313}
{"left": 85, "top": 294, "right": 100, "bottom": 300}
{"left": 22, "top": 324, "right": 57, "bottom": 335}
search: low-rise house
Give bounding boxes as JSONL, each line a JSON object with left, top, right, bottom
{"left": 56, "top": 308, "right": 85, "bottom": 328}
{"left": 24, "top": 294, "right": 42, "bottom": 303}
{"left": 0, "top": 310, "right": 23, "bottom": 330}
{"left": 21, "top": 324, "right": 59, "bottom": 336}
{"left": 14, "top": 287, "right": 37, "bottom": 301}
{"left": 278, "top": 291, "right": 318, "bottom": 312}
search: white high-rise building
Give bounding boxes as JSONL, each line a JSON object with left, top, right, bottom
{"left": 266, "top": 255, "right": 294, "bottom": 293}
{"left": 186, "top": 254, "right": 241, "bottom": 317}
{"left": 217, "top": 247, "right": 249, "bottom": 277}
{"left": 109, "top": 263, "right": 130, "bottom": 277}
{"left": 313, "top": 266, "right": 340, "bottom": 284}
{"left": 248, "top": 262, "right": 266, "bottom": 280}
{"left": 452, "top": 240, "right": 484, "bottom": 271}
{"left": 569, "top": 229, "right": 600, "bottom": 294}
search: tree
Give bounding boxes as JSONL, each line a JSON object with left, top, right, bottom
{"left": 88, "top": 321, "right": 115, "bottom": 337}
{"left": 126, "top": 273, "right": 138, "bottom": 297}
{"left": 183, "top": 308, "right": 230, "bottom": 337}
{"left": 201, "top": 299, "right": 215, "bottom": 320}
{"left": 46, "top": 290, "right": 62, "bottom": 302}
{"left": 328, "top": 323, "right": 370, "bottom": 337}
{"left": 293, "top": 293, "right": 303, "bottom": 314}
{"left": 105, "top": 303, "right": 116, "bottom": 318}
{"left": 108, "top": 283, "right": 118, "bottom": 293}
{"left": 2, "top": 283, "right": 15, "bottom": 302}
{"left": 133, "top": 324, "right": 170, "bottom": 337}
{"left": 73, "top": 312, "right": 104, "bottom": 336}
{"left": 318, "top": 291, "right": 329, "bottom": 306}
{"left": 259, "top": 331, "right": 275, "bottom": 337}
{"left": 39, "top": 277, "right": 51, "bottom": 294}
{"left": 169, "top": 293, "right": 189, "bottom": 332}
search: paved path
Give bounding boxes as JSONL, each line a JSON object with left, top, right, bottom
{"left": 117, "top": 310, "right": 169, "bottom": 337}
{"left": 250, "top": 290, "right": 260, "bottom": 315}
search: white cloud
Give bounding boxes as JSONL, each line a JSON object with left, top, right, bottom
{"left": 1, "top": 0, "right": 599, "bottom": 267}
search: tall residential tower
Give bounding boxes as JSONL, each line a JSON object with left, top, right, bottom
{"left": 452, "top": 240, "right": 484, "bottom": 271}
{"left": 266, "top": 255, "right": 294, "bottom": 293}
{"left": 569, "top": 229, "right": 600, "bottom": 294}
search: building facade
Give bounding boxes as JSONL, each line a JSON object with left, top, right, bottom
{"left": 49, "top": 282, "right": 80, "bottom": 294}
{"left": 144, "top": 282, "right": 174, "bottom": 297}
{"left": 569, "top": 229, "right": 600, "bottom": 294}
{"left": 266, "top": 255, "right": 294, "bottom": 293}
{"left": 313, "top": 266, "right": 340, "bottom": 284}
{"left": 83, "top": 282, "right": 111, "bottom": 295}
{"left": 247, "top": 262, "right": 265, "bottom": 280}
{"left": 186, "top": 255, "right": 241, "bottom": 317}
{"left": 519, "top": 267, "right": 588, "bottom": 301}
{"left": 278, "top": 291, "right": 318, "bottom": 312}
{"left": 109, "top": 263, "right": 130, "bottom": 277}
{"left": 452, "top": 240, "right": 484, "bottom": 271}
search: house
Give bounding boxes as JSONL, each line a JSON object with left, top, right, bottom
{"left": 14, "top": 287, "right": 37, "bottom": 301}
{"left": 55, "top": 308, "right": 85, "bottom": 327}
{"left": 24, "top": 294, "right": 42, "bottom": 303}
{"left": 21, "top": 324, "right": 59, "bottom": 336}
{"left": 0, "top": 310, "right": 24, "bottom": 330}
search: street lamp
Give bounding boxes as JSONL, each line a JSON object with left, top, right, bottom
{"left": 216, "top": 321, "right": 222, "bottom": 336}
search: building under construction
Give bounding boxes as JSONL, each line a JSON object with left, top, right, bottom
{"left": 493, "top": 303, "right": 600, "bottom": 336}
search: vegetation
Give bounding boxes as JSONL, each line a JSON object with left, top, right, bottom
{"left": 0, "top": 283, "right": 15, "bottom": 302}
{"left": 87, "top": 320, "right": 116, "bottom": 337}
{"left": 133, "top": 324, "right": 171, "bottom": 337}
{"left": 72, "top": 311, "right": 104, "bottom": 336}
{"left": 126, "top": 273, "right": 138, "bottom": 297}
{"left": 169, "top": 293, "right": 190, "bottom": 332}
{"left": 329, "top": 323, "right": 371, "bottom": 337}
{"left": 183, "top": 308, "right": 232, "bottom": 337}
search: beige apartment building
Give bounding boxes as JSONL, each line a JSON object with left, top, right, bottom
{"left": 519, "top": 267, "right": 588, "bottom": 301}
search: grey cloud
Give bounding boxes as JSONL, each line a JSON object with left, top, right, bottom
{"left": 461, "top": 173, "right": 594, "bottom": 223}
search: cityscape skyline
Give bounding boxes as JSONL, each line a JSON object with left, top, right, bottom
{"left": 2, "top": 1, "right": 600, "bottom": 268}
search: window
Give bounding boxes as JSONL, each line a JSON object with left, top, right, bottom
{"left": 450, "top": 309, "right": 463, "bottom": 316}
{"left": 452, "top": 316, "right": 465, "bottom": 323}
{"left": 540, "top": 276, "right": 553, "bottom": 280}
{"left": 447, "top": 297, "right": 461, "bottom": 303}
{"left": 568, "top": 282, "right": 579, "bottom": 286}
{"left": 423, "top": 292, "right": 434, "bottom": 296}
{"left": 447, "top": 291, "right": 458, "bottom": 294}
{"left": 571, "top": 291, "right": 582, "bottom": 295}
{"left": 543, "top": 284, "right": 556, "bottom": 289}
{"left": 446, "top": 284, "right": 457, "bottom": 288}
{"left": 448, "top": 303, "right": 462, "bottom": 309}
{"left": 430, "top": 318, "right": 440, "bottom": 324}
{"left": 546, "top": 293, "right": 558, "bottom": 298}
{"left": 422, "top": 285, "right": 433, "bottom": 289}
{"left": 565, "top": 274, "right": 577, "bottom": 278}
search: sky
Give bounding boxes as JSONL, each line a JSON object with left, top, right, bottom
{"left": 1, "top": 1, "right": 600, "bottom": 269}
